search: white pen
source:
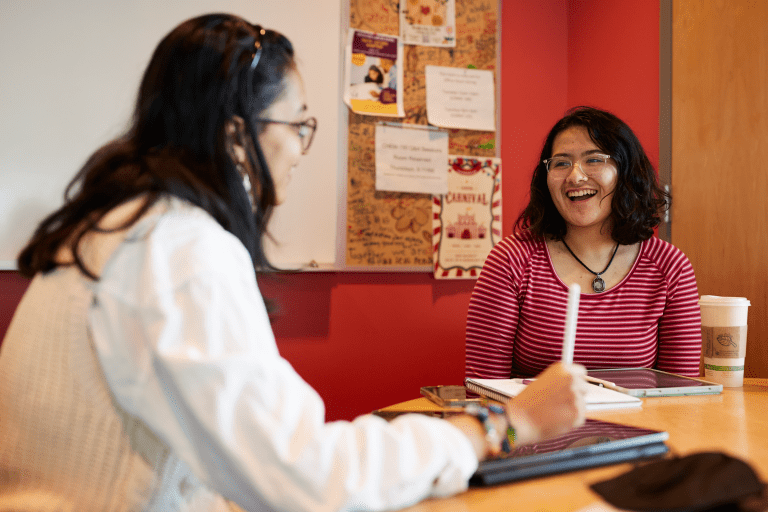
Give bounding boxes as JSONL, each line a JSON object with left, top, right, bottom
{"left": 561, "top": 283, "right": 580, "bottom": 365}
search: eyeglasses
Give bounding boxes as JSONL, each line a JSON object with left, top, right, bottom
{"left": 543, "top": 153, "right": 612, "bottom": 178}
{"left": 254, "top": 117, "right": 318, "bottom": 153}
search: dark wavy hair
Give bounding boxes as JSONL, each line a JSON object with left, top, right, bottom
{"left": 18, "top": 13, "right": 295, "bottom": 279}
{"left": 515, "top": 106, "right": 669, "bottom": 245}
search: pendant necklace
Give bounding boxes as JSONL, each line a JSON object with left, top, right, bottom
{"left": 561, "top": 240, "right": 620, "bottom": 293}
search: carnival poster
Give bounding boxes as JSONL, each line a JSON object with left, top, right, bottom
{"left": 433, "top": 156, "right": 501, "bottom": 279}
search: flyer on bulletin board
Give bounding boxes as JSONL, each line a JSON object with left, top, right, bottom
{"left": 375, "top": 123, "right": 449, "bottom": 195}
{"left": 425, "top": 66, "right": 496, "bottom": 131}
{"left": 433, "top": 156, "right": 501, "bottom": 279}
{"left": 343, "top": 30, "right": 404, "bottom": 117}
{"left": 400, "top": 0, "right": 456, "bottom": 47}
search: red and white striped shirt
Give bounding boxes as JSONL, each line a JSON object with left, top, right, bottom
{"left": 465, "top": 232, "right": 702, "bottom": 379}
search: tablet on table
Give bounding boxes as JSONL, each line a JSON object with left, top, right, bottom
{"left": 587, "top": 368, "right": 723, "bottom": 397}
{"left": 471, "top": 419, "right": 669, "bottom": 486}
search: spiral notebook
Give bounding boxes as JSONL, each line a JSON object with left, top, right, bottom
{"left": 464, "top": 378, "right": 642, "bottom": 411}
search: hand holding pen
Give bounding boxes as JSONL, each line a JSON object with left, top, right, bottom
{"left": 558, "top": 283, "right": 629, "bottom": 394}
{"left": 506, "top": 283, "right": 588, "bottom": 444}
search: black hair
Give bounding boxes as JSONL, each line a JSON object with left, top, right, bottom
{"left": 365, "top": 65, "right": 383, "bottom": 84}
{"left": 515, "top": 106, "right": 669, "bottom": 245}
{"left": 18, "top": 13, "right": 295, "bottom": 279}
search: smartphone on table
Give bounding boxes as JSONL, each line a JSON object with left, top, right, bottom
{"left": 420, "top": 385, "right": 483, "bottom": 407}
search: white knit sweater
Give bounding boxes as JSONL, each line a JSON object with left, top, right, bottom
{"left": 0, "top": 201, "right": 233, "bottom": 511}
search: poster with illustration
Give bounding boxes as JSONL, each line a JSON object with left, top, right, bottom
{"left": 400, "top": 0, "right": 456, "bottom": 47}
{"left": 343, "top": 30, "right": 404, "bottom": 117}
{"left": 433, "top": 156, "right": 501, "bottom": 279}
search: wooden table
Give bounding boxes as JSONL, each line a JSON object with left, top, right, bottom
{"left": 375, "top": 378, "right": 768, "bottom": 511}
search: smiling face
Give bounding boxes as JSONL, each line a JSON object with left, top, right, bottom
{"left": 257, "top": 70, "right": 308, "bottom": 205}
{"left": 546, "top": 125, "right": 618, "bottom": 234}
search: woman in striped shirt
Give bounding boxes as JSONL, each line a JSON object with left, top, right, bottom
{"left": 466, "top": 107, "right": 701, "bottom": 380}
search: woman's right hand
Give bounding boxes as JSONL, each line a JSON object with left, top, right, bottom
{"left": 505, "top": 362, "right": 588, "bottom": 446}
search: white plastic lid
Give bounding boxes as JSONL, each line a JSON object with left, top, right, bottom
{"left": 699, "top": 295, "right": 751, "bottom": 307}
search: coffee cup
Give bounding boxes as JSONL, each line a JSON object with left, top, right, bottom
{"left": 698, "top": 295, "right": 750, "bottom": 387}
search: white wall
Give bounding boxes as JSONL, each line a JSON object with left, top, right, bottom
{"left": 0, "top": 0, "right": 343, "bottom": 269}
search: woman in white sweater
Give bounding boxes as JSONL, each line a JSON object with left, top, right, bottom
{"left": 0, "top": 13, "right": 586, "bottom": 512}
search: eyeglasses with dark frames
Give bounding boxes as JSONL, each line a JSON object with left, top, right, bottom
{"left": 254, "top": 117, "right": 318, "bottom": 154}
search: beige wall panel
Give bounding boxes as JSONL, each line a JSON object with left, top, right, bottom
{"left": 672, "top": 0, "right": 768, "bottom": 377}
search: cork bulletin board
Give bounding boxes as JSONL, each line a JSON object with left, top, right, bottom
{"left": 345, "top": 0, "right": 499, "bottom": 269}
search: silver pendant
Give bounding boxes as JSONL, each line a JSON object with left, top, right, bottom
{"left": 592, "top": 275, "right": 606, "bottom": 293}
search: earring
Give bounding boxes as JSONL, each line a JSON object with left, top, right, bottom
{"left": 236, "top": 163, "right": 256, "bottom": 211}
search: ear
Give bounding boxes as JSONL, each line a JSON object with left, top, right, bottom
{"left": 225, "top": 116, "right": 263, "bottom": 205}
{"left": 225, "top": 115, "right": 249, "bottom": 164}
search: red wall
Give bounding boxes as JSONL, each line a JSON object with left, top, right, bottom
{"left": 567, "top": 0, "right": 660, "bottom": 165}
{"left": 498, "top": 0, "right": 569, "bottom": 232}
{"left": 0, "top": 0, "right": 658, "bottom": 422}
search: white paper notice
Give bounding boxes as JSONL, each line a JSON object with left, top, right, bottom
{"left": 425, "top": 65, "right": 495, "bottom": 131}
{"left": 375, "top": 124, "right": 449, "bottom": 195}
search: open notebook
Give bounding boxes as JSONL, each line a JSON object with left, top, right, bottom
{"left": 471, "top": 419, "right": 669, "bottom": 486}
{"left": 465, "top": 378, "right": 642, "bottom": 411}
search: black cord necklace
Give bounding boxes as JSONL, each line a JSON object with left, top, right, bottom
{"left": 561, "top": 240, "right": 620, "bottom": 293}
